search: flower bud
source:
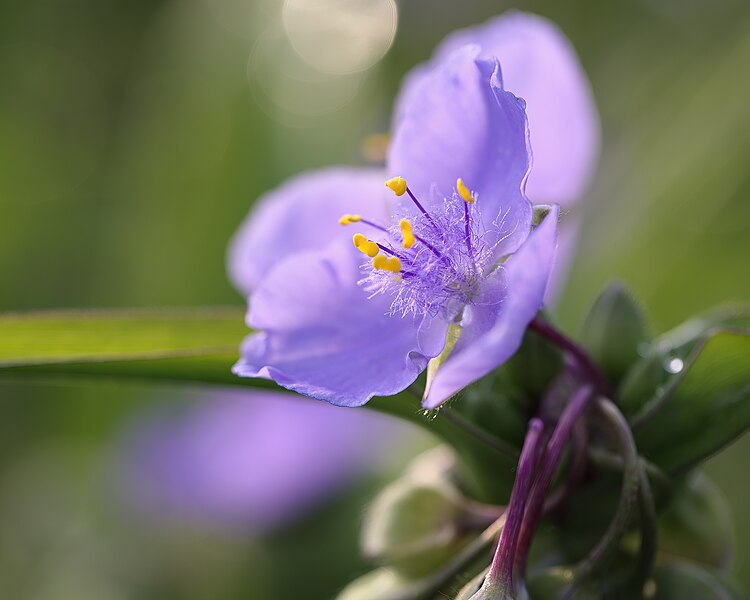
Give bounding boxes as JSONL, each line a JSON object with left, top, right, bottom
{"left": 579, "top": 282, "right": 649, "bottom": 384}
{"left": 336, "top": 568, "right": 414, "bottom": 600}
{"left": 360, "top": 476, "right": 466, "bottom": 578}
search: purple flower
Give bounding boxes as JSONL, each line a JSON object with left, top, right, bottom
{"left": 395, "top": 12, "right": 599, "bottom": 208}
{"left": 230, "top": 12, "right": 598, "bottom": 409}
{"left": 117, "top": 390, "right": 397, "bottom": 534}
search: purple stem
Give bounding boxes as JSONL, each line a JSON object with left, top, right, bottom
{"left": 529, "top": 317, "right": 609, "bottom": 395}
{"left": 513, "top": 386, "right": 594, "bottom": 577}
{"left": 487, "top": 418, "right": 545, "bottom": 591}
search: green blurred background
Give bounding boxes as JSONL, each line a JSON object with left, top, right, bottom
{"left": 1, "top": 0, "right": 749, "bottom": 597}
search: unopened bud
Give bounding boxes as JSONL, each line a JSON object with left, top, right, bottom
{"left": 335, "top": 568, "right": 413, "bottom": 600}
{"left": 580, "top": 282, "right": 650, "bottom": 383}
{"left": 361, "top": 477, "right": 465, "bottom": 578}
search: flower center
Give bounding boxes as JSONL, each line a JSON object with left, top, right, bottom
{"left": 340, "top": 177, "right": 504, "bottom": 320}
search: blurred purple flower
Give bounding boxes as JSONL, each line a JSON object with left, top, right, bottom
{"left": 118, "top": 390, "right": 397, "bottom": 534}
{"left": 230, "top": 12, "right": 598, "bottom": 409}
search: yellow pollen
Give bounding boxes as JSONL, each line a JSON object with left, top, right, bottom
{"left": 339, "top": 214, "right": 362, "bottom": 226}
{"left": 353, "top": 233, "right": 379, "bottom": 258}
{"left": 385, "top": 176, "right": 407, "bottom": 197}
{"left": 399, "top": 218, "right": 415, "bottom": 249}
{"left": 372, "top": 253, "right": 401, "bottom": 273}
{"left": 457, "top": 178, "right": 475, "bottom": 203}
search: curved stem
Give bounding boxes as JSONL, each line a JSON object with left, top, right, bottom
{"left": 563, "top": 398, "right": 640, "bottom": 598}
{"left": 529, "top": 317, "right": 609, "bottom": 394}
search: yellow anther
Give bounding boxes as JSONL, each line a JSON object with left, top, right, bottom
{"left": 385, "top": 176, "right": 407, "bottom": 197}
{"left": 372, "top": 254, "right": 402, "bottom": 273}
{"left": 457, "top": 178, "right": 475, "bottom": 203}
{"left": 353, "top": 233, "right": 379, "bottom": 258}
{"left": 399, "top": 218, "right": 415, "bottom": 249}
{"left": 339, "top": 214, "right": 362, "bottom": 226}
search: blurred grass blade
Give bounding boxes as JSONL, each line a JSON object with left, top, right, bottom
{"left": 0, "top": 307, "right": 247, "bottom": 383}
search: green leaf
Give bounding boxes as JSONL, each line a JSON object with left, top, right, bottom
{"left": 0, "top": 307, "right": 246, "bottom": 370}
{"left": 633, "top": 328, "right": 750, "bottom": 474}
{"left": 618, "top": 304, "right": 750, "bottom": 420}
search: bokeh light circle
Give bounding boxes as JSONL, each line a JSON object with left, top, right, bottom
{"left": 281, "top": 0, "right": 398, "bottom": 75}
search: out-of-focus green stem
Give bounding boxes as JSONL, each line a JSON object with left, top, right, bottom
{"left": 563, "top": 398, "right": 640, "bottom": 598}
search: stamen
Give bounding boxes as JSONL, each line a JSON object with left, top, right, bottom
{"left": 384, "top": 176, "right": 436, "bottom": 227}
{"left": 340, "top": 213, "right": 389, "bottom": 235}
{"left": 385, "top": 176, "right": 407, "bottom": 196}
{"left": 456, "top": 178, "right": 475, "bottom": 203}
{"left": 399, "top": 219, "right": 415, "bottom": 249}
{"left": 338, "top": 214, "right": 362, "bottom": 225}
{"left": 353, "top": 233, "right": 379, "bottom": 258}
{"left": 456, "top": 179, "right": 477, "bottom": 266}
{"left": 383, "top": 178, "right": 451, "bottom": 265}
{"left": 372, "top": 254, "right": 401, "bottom": 273}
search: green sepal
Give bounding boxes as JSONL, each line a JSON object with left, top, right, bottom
{"left": 579, "top": 282, "right": 650, "bottom": 385}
